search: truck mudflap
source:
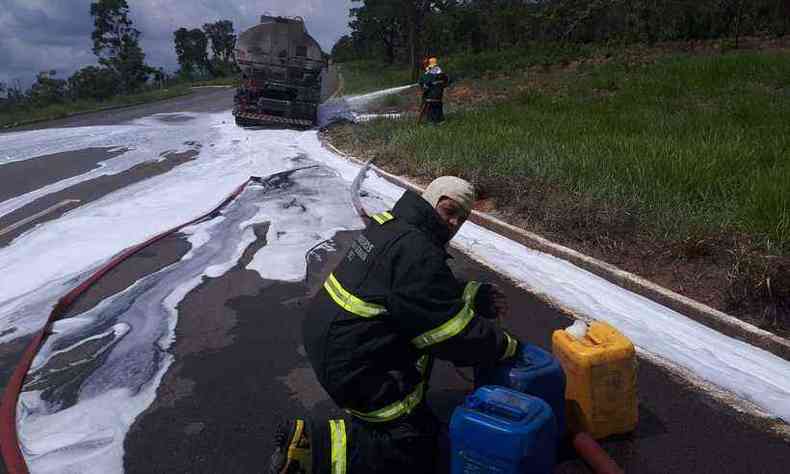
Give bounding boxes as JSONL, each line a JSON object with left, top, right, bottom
{"left": 233, "top": 110, "right": 314, "bottom": 128}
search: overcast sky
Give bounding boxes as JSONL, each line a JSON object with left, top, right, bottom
{"left": 0, "top": 0, "right": 354, "bottom": 88}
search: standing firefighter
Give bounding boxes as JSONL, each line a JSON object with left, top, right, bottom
{"left": 419, "top": 57, "right": 450, "bottom": 124}
{"left": 270, "top": 177, "right": 520, "bottom": 473}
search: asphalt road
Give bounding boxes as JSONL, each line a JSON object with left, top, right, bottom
{"left": 0, "top": 82, "right": 788, "bottom": 474}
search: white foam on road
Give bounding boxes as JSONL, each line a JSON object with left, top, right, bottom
{"left": 16, "top": 167, "right": 362, "bottom": 474}
{"left": 4, "top": 90, "right": 790, "bottom": 473}
{"left": 0, "top": 114, "right": 202, "bottom": 219}
{"left": 245, "top": 167, "right": 361, "bottom": 281}
{"left": 2, "top": 112, "right": 364, "bottom": 473}
{"left": 0, "top": 112, "right": 294, "bottom": 344}
{"left": 0, "top": 126, "right": 140, "bottom": 166}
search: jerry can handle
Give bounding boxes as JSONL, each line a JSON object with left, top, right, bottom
{"left": 587, "top": 331, "right": 606, "bottom": 345}
{"left": 517, "top": 348, "right": 531, "bottom": 366}
{"left": 480, "top": 399, "right": 527, "bottom": 422}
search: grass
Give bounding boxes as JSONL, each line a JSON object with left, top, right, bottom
{"left": 189, "top": 76, "right": 239, "bottom": 87}
{"left": 443, "top": 42, "right": 595, "bottom": 79}
{"left": 330, "top": 46, "right": 790, "bottom": 330}
{"left": 336, "top": 60, "right": 414, "bottom": 95}
{"left": 336, "top": 43, "right": 595, "bottom": 95}
{"left": 0, "top": 86, "right": 192, "bottom": 129}
{"left": 348, "top": 51, "right": 790, "bottom": 253}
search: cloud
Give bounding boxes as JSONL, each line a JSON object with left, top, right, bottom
{"left": 0, "top": 0, "right": 353, "bottom": 87}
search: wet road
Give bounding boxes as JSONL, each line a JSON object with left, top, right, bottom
{"left": 118, "top": 227, "right": 790, "bottom": 474}
{"left": 0, "top": 81, "right": 788, "bottom": 473}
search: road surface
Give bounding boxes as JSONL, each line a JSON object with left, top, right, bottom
{"left": 0, "top": 86, "right": 787, "bottom": 474}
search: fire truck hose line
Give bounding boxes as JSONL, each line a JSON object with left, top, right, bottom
{"left": 0, "top": 178, "right": 258, "bottom": 474}
{"left": 573, "top": 432, "right": 625, "bottom": 474}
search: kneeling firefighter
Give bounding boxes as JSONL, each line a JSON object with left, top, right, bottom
{"left": 269, "top": 177, "right": 520, "bottom": 473}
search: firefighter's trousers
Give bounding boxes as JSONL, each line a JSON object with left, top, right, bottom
{"left": 313, "top": 405, "right": 440, "bottom": 474}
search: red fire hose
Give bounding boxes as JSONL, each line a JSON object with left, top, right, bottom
{"left": 0, "top": 178, "right": 258, "bottom": 474}
{"left": 573, "top": 432, "right": 625, "bottom": 474}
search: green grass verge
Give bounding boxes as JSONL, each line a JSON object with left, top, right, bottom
{"left": 0, "top": 86, "right": 192, "bottom": 129}
{"left": 337, "top": 42, "right": 595, "bottom": 96}
{"left": 189, "top": 76, "right": 239, "bottom": 87}
{"left": 443, "top": 42, "right": 595, "bottom": 79}
{"left": 336, "top": 61, "right": 414, "bottom": 95}
{"left": 349, "top": 51, "right": 790, "bottom": 252}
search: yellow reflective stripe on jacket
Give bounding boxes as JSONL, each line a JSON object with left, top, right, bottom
{"left": 285, "top": 419, "right": 307, "bottom": 460}
{"left": 324, "top": 273, "right": 387, "bottom": 318}
{"left": 411, "top": 281, "right": 482, "bottom": 349}
{"left": 347, "top": 356, "right": 431, "bottom": 423}
{"left": 415, "top": 354, "right": 431, "bottom": 375}
{"left": 502, "top": 332, "right": 518, "bottom": 360}
{"left": 329, "top": 419, "right": 347, "bottom": 474}
{"left": 371, "top": 211, "right": 394, "bottom": 224}
{"left": 347, "top": 382, "right": 425, "bottom": 423}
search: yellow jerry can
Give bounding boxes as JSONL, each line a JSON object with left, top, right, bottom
{"left": 552, "top": 321, "right": 638, "bottom": 439}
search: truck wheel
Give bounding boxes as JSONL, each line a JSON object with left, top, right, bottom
{"left": 235, "top": 116, "right": 252, "bottom": 127}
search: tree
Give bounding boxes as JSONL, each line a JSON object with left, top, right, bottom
{"left": 331, "top": 35, "right": 358, "bottom": 62}
{"left": 68, "top": 66, "right": 117, "bottom": 101}
{"left": 350, "top": 0, "right": 406, "bottom": 64}
{"left": 338, "top": 0, "right": 787, "bottom": 65}
{"left": 90, "top": 0, "right": 149, "bottom": 93}
{"left": 718, "top": 0, "right": 751, "bottom": 47}
{"left": 174, "top": 28, "right": 211, "bottom": 78}
{"left": 203, "top": 20, "right": 237, "bottom": 63}
{"left": 29, "top": 71, "right": 67, "bottom": 105}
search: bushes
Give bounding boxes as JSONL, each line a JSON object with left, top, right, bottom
{"left": 444, "top": 43, "right": 591, "bottom": 79}
{"left": 68, "top": 66, "right": 118, "bottom": 101}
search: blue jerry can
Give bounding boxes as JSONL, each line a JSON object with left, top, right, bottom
{"left": 475, "top": 343, "right": 567, "bottom": 436}
{"left": 450, "top": 386, "right": 557, "bottom": 474}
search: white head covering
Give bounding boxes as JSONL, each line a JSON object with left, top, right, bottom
{"left": 422, "top": 176, "right": 476, "bottom": 213}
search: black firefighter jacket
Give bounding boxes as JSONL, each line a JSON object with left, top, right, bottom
{"left": 303, "top": 190, "right": 517, "bottom": 423}
{"left": 419, "top": 70, "right": 449, "bottom": 102}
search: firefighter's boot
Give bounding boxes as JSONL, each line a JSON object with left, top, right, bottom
{"left": 269, "top": 419, "right": 312, "bottom": 474}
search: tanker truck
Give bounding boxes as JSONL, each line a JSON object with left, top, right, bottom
{"left": 234, "top": 15, "right": 327, "bottom": 127}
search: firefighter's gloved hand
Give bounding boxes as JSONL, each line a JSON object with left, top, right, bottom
{"left": 475, "top": 283, "right": 509, "bottom": 320}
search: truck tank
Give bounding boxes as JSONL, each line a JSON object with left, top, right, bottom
{"left": 234, "top": 15, "right": 326, "bottom": 127}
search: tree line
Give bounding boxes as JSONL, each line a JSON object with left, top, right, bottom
{"left": 333, "top": 0, "right": 790, "bottom": 68}
{"left": 173, "top": 21, "right": 237, "bottom": 80}
{"left": 1, "top": 0, "right": 150, "bottom": 109}
{"left": 1, "top": 0, "right": 238, "bottom": 114}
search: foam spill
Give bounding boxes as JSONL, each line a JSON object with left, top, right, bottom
{"left": 1, "top": 112, "right": 308, "bottom": 344}
{"left": 0, "top": 115, "right": 202, "bottom": 219}
{"left": 0, "top": 125, "right": 141, "bottom": 166}
{"left": 16, "top": 163, "right": 361, "bottom": 473}
{"left": 4, "top": 86, "right": 790, "bottom": 473}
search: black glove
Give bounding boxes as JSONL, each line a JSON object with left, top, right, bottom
{"left": 474, "top": 283, "right": 509, "bottom": 320}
